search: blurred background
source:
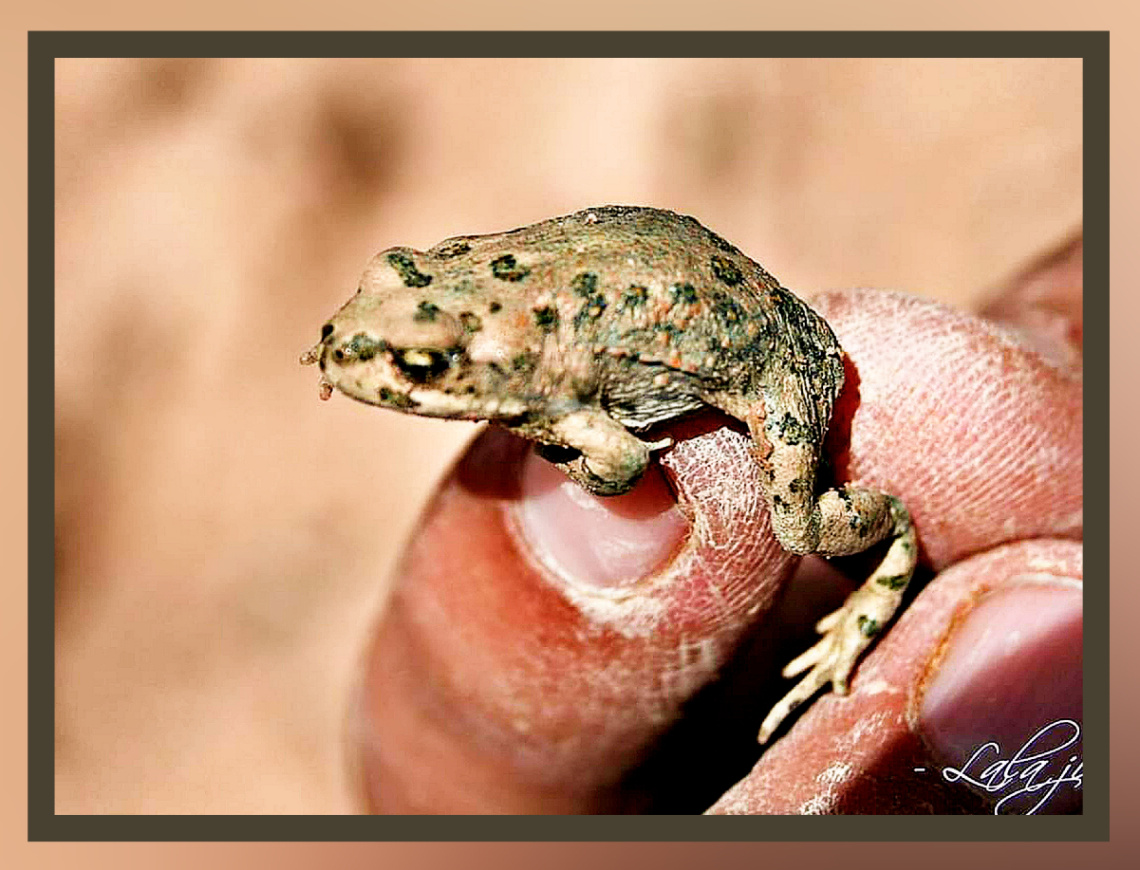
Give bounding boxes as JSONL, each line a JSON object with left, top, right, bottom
{"left": 53, "top": 57, "right": 1081, "bottom": 813}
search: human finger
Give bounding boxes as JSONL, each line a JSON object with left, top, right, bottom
{"left": 708, "top": 264, "right": 1083, "bottom": 812}
{"left": 708, "top": 539, "right": 1082, "bottom": 814}
{"left": 353, "top": 414, "right": 797, "bottom": 813}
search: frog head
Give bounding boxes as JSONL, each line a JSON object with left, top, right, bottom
{"left": 301, "top": 247, "right": 530, "bottom": 420}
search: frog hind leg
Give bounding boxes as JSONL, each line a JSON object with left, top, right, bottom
{"left": 745, "top": 405, "right": 917, "bottom": 745}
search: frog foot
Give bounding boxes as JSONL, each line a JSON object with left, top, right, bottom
{"left": 756, "top": 584, "right": 901, "bottom": 744}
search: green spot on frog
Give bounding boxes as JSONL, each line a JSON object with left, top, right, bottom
{"left": 621, "top": 285, "right": 649, "bottom": 309}
{"left": 414, "top": 301, "right": 441, "bottom": 322}
{"left": 386, "top": 251, "right": 433, "bottom": 288}
{"left": 876, "top": 574, "right": 910, "bottom": 591}
{"left": 378, "top": 387, "right": 419, "bottom": 410}
{"left": 713, "top": 296, "right": 744, "bottom": 323}
{"left": 573, "top": 277, "right": 607, "bottom": 326}
{"left": 344, "top": 332, "right": 387, "bottom": 362}
{"left": 572, "top": 272, "right": 599, "bottom": 297}
{"left": 491, "top": 254, "right": 530, "bottom": 282}
{"left": 533, "top": 305, "right": 559, "bottom": 332}
{"left": 711, "top": 255, "right": 743, "bottom": 286}
{"left": 766, "top": 411, "right": 811, "bottom": 446}
{"left": 671, "top": 282, "right": 698, "bottom": 304}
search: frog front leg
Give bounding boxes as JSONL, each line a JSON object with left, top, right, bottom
{"left": 531, "top": 409, "right": 671, "bottom": 496}
{"left": 746, "top": 404, "right": 917, "bottom": 745}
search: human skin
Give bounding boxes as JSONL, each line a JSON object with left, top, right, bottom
{"left": 353, "top": 238, "right": 1083, "bottom": 815}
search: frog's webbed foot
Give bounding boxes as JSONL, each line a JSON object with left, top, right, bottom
{"left": 536, "top": 410, "right": 668, "bottom": 496}
{"left": 757, "top": 492, "right": 916, "bottom": 744}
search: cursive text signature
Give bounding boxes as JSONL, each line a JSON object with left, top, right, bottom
{"left": 939, "top": 719, "right": 1082, "bottom": 814}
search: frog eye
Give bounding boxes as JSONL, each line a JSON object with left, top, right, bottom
{"left": 392, "top": 347, "right": 453, "bottom": 383}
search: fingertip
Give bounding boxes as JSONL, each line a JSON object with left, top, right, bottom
{"left": 919, "top": 577, "right": 1083, "bottom": 813}
{"left": 979, "top": 232, "right": 1083, "bottom": 374}
{"left": 707, "top": 540, "right": 1082, "bottom": 814}
{"left": 355, "top": 421, "right": 794, "bottom": 813}
{"left": 514, "top": 446, "right": 689, "bottom": 590}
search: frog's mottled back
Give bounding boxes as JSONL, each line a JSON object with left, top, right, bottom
{"left": 306, "top": 205, "right": 844, "bottom": 438}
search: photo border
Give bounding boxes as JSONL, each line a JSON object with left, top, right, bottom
{"left": 29, "top": 30, "right": 1107, "bottom": 841}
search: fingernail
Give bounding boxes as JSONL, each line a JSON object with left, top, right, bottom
{"left": 920, "top": 577, "right": 1082, "bottom": 813}
{"left": 513, "top": 447, "right": 688, "bottom": 590}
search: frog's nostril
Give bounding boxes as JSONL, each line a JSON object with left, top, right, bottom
{"left": 321, "top": 323, "right": 335, "bottom": 341}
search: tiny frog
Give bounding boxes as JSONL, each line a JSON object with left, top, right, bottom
{"left": 301, "top": 205, "right": 916, "bottom": 743}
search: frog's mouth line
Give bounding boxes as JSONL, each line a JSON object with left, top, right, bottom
{"left": 305, "top": 346, "right": 430, "bottom": 414}
{"left": 304, "top": 332, "right": 531, "bottom": 420}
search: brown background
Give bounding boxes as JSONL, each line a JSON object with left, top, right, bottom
{"left": 1, "top": 3, "right": 1131, "bottom": 868}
